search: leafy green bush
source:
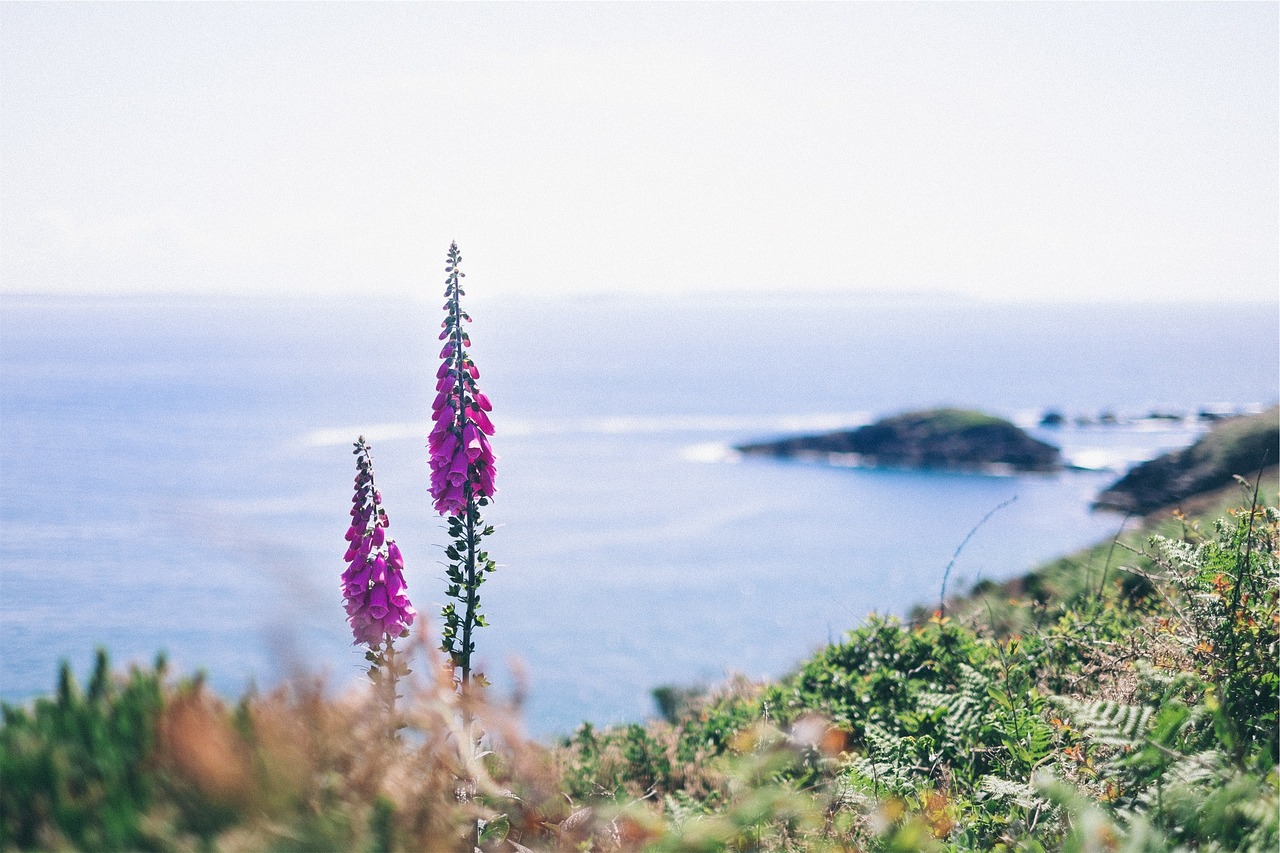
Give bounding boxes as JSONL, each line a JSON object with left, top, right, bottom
{"left": 1, "top": 650, "right": 165, "bottom": 851}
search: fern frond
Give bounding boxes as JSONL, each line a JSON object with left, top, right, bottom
{"left": 979, "top": 775, "right": 1044, "bottom": 810}
{"left": 1057, "top": 697, "right": 1153, "bottom": 747}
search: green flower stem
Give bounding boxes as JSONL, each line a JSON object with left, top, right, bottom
{"left": 447, "top": 245, "right": 478, "bottom": 696}
{"left": 460, "top": 495, "right": 478, "bottom": 693}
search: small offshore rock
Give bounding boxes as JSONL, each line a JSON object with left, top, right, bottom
{"left": 738, "top": 408, "right": 1061, "bottom": 474}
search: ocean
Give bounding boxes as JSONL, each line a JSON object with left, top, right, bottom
{"left": 1, "top": 293, "right": 1276, "bottom": 736}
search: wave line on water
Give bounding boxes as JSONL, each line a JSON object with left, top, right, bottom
{"left": 298, "top": 412, "right": 875, "bottom": 447}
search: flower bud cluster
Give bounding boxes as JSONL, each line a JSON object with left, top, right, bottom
{"left": 341, "top": 438, "right": 416, "bottom": 646}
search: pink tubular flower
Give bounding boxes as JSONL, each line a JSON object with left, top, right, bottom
{"left": 427, "top": 241, "right": 497, "bottom": 516}
{"left": 342, "top": 437, "right": 416, "bottom": 646}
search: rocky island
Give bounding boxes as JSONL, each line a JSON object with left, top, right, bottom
{"left": 1095, "top": 407, "right": 1280, "bottom": 514}
{"left": 737, "top": 407, "right": 1061, "bottom": 473}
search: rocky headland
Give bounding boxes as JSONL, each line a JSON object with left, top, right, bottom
{"left": 1094, "top": 407, "right": 1280, "bottom": 514}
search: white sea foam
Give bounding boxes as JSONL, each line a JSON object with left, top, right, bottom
{"left": 681, "top": 442, "right": 741, "bottom": 464}
{"left": 1065, "top": 449, "right": 1146, "bottom": 472}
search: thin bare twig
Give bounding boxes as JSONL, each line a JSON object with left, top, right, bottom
{"left": 940, "top": 496, "right": 1018, "bottom": 618}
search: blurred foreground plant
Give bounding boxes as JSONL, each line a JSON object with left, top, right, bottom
{"left": 0, "top": 650, "right": 164, "bottom": 850}
{"left": 1, "top": 642, "right": 568, "bottom": 852}
{"left": 6, "top": 495, "right": 1277, "bottom": 851}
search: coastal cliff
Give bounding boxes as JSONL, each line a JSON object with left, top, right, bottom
{"left": 1095, "top": 407, "right": 1280, "bottom": 514}
{"left": 737, "top": 407, "right": 1061, "bottom": 473}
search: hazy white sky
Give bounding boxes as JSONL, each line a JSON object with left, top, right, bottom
{"left": 1, "top": 2, "right": 1276, "bottom": 301}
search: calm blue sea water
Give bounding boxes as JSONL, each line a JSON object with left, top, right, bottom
{"left": 1, "top": 293, "right": 1276, "bottom": 736}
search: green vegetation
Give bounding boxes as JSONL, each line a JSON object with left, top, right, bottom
{"left": 945, "top": 468, "right": 1279, "bottom": 638}
{"left": 569, "top": 480, "right": 1278, "bottom": 851}
{"left": 3, "top": 481, "right": 1277, "bottom": 851}
{"left": 1, "top": 651, "right": 164, "bottom": 850}
{"left": 904, "top": 408, "right": 1006, "bottom": 431}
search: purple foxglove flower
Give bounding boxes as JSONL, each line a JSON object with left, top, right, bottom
{"left": 447, "top": 446, "right": 469, "bottom": 477}
{"left": 427, "top": 244, "right": 497, "bottom": 518}
{"left": 435, "top": 430, "right": 459, "bottom": 460}
{"left": 463, "top": 424, "right": 482, "bottom": 462}
{"left": 367, "top": 586, "right": 389, "bottom": 620}
{"left": 468, "top": 406, "right": 495, "bottom": 436}
{"left": 432, "top": 243, "right": 501, "bottom": 699}
{"left": 477, "top": 462, "right": 496, "bottom": 498}
{"left": 342, "top": 437, "right": 415, "bottom": 648}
